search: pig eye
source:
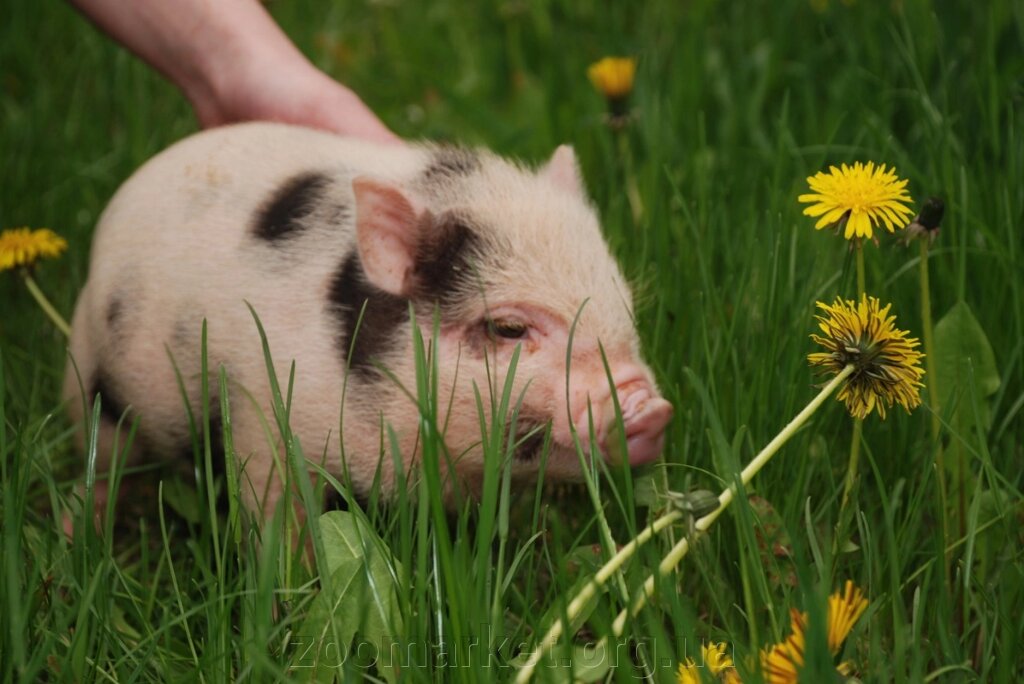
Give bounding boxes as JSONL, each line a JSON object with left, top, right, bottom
{"left": 486, "top": 319, "right": 528, "bottom": 340}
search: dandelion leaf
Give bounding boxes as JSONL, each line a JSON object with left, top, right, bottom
{"left": 933, "top": 300, "right": 1000, "bottom": 442}
{"left": 293, "top": 557, "right": 364, "bottom": 682}
{"left": 294, "top": 510, "right": 404, "bottom": 683}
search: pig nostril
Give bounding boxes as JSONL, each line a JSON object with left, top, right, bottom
{"left": 614, "top": 383, "right": 653, "bottom": 421}
{"left": 622, "top": 396, "right": 672, "bottom": 437}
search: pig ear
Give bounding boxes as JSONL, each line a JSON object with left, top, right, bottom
{"left": 541, "top": 144, "right": 585, "bottom": 196}
{"left": 352, "top": 177, "right": 422, "bottom": 296}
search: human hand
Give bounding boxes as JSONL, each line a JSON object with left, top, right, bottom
{"left": 71, "top": 0, "right": 399, "bottom": 144}
{"left": 191, "top": 40, "right": 399, "bottom": 144}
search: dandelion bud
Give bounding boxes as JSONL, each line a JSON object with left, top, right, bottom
{"left": 903, "top": 196, "right": 944, "bottom": 244}
{"left": 587, "top": 56, "right": 636, "bottom": 124}
{"left": 916, "top": 196, "right": 945, "bottom": 231}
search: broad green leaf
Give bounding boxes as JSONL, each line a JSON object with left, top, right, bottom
{"left": 292, "top": 510, "right": 404, "bottom": 683}
{"left": 933, "top": 300, "right": 1000, "bottom": 440}
{"left": 292, "top": 557, "right": 365, "bottom": 682}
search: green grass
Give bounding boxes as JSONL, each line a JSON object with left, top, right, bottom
{"left": 3, "top": 0, "right": 1023, "bottom": 681}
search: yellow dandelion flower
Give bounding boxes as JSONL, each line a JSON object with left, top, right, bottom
{"left": 827, "top": 580, "right": 869, "bottom": 653}
{"left": 798, "top": 161, "right": 914, "bottom": 240}
{"left": 676, "top": 661, "right": 701, "bottom": 684}
{"left": 677, "top": 642, "right": 742, "bottom": 683}
{"left": 0, "top": 227, "right": 67, "bottom": 272}
{"left": 808, "top": 294, "right": 925, "bottom": 419}
{"left": 760, "top": 617, "right": 805, "bottom": 684}
{"left": 587, "top": 56, "right": 637, "bottom": 100}
{"left": 760, "top": 583, "right": 870, "bottom": 683}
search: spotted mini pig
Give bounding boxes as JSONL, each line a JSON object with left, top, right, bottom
{"left": 64, "top": 122, "right": 673, "bottom": 515}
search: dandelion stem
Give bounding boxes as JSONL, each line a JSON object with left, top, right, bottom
{"left": 919, "top": 241, "right": 941, "bottom": 442}
{"left": 834, "top": 242, "right": 868, "bottom": 557}
{"left": 514, "top": 365, "right": 855, "bottom": 682}
{"left": 837, "top": 417, "right": 862, "bottom": 517}
{"left": 22, "top": 272, "right": 71, "bottom": 337}
{"left": 616, "top": 130, "right": 644, "bottom": 226}
{"left": 609, "top": 364, "right": 855, "bottom": 637}
{"left": 513, "top": 509, "right": 683, "bottom": 683}
{"left": 920, "top": 239, "right": 950, "bottom": 584}
{"left": 855, "top": 241, "right": 866, "bottom": 296}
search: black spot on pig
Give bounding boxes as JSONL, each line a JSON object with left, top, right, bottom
{"left": 413, "top": 213, "right": 481, "bottom": 300}
{"left": 91, "top": 373, "right": 130, "bottom": 425}
{"left": 328, "top": 213, "right": 480, "bottom": 375}
{"left": 254, "top": 172, "right": 336, "bottom": 242}
{"left": 329, "top": 253, "right": 408, "bottom": 376}
{"left": 421, "top": 147, "right": 480, "bottom": 186}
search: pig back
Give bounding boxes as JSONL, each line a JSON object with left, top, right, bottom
{"left": 88, "top": 123, "right": 423, "bottom": 299}
{"left": 70, "top": 123, "right": 425, "bottom": 462}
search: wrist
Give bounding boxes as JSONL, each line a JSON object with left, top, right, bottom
{"left": 179, "top": 0, "right": 311, "bottom": 127}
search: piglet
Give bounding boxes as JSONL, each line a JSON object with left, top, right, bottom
{"left": 63, "top": 122, "right": 672, "bottom": 516}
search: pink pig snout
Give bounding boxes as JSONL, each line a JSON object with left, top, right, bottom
{"left": 567, "top": 369, "right": 673, "bottom": 466}
{"left": 601, "top": 380, "right": 674, "bottom": 466}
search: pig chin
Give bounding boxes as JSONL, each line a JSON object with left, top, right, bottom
{"left": 515, "top": 429, "right": 667, "bottom": 481}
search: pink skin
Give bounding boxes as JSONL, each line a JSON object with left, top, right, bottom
{"left": 439, "top": 303, "right": 672, "bottom": 472}
{"left": 568, "top": 366, "right": 673, "bottom": 467}
{"left": 613, "top": 381, "right": 673, "bottom": 465}
{"left": 353, "top": 178, "right": 673, "bottom": 474}
{"left": 352, "top": 156, "right": 672, "bottom": 477}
